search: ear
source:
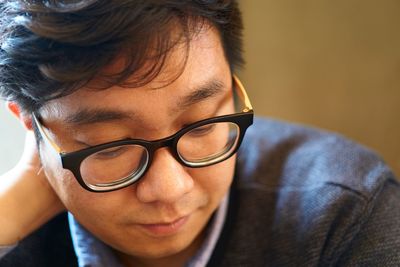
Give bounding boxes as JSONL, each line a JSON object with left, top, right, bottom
{"left": 6, "top": 101, "right": 33, "bottom": 130}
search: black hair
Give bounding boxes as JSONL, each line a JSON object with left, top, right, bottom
{"left": 0, "top": 0, "right": 244, "bottom": 113}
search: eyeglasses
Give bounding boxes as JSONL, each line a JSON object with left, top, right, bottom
{"left": 32, "top": 75, "right": 254, "bottom": 192}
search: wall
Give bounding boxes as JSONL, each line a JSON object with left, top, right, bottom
{"left": 239, "top": 0, "right": 400, "bottom": 176}
{"left": 0, "top": 102, "right": 25, "bottom": 173}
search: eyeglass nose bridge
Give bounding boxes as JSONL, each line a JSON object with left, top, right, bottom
{"left": 144, "top": 132, "right": 183, "bottom": 166}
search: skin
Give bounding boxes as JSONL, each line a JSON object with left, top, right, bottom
{"left": 8, "top": 27, "right": 236, "bottom": 267}
{"left": 0, "top": 131, "right": 64, "bottom": 245}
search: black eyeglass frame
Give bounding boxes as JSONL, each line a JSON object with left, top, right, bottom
{"left": 32, "top": 75, "right": 254, "bottom": 192}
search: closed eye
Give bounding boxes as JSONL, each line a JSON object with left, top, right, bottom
{"left": 94, "top": 146, "right": 129, "bottom": 159}
{"left": 187, "top": 124, "right": 216, "bottom": 137}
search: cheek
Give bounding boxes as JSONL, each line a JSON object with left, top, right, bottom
{"left": 42, "top": 157, "right": 118, "bottom": 231}
{"left": 189, "top": 155, "right": 236, "bottom": 205}
{"left": 39, "top": 143, "right": 109, "bottom": 216}
{"left": 39, "top": 143, "right": 74, "bottom": 201}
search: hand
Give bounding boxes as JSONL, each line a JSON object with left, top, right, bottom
{"left": 16, "top": 129, "right": 43, "bottom": 173}
{"left": 0, "top": 131, "right": 65, "bottom": 245}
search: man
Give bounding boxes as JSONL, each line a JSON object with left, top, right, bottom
{"left": 0, "top": 1, "right": 399, "bottom": 266}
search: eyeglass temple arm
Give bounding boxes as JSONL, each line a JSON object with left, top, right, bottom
{"left": 233, "top": 75, "right": 253, "bottom": 112}
{"left": 32, "top": 113, "right": 63, "bottom": 155}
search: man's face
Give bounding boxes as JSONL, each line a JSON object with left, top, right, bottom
{"left": 37, "top": 27, "right": 236, "bottom": 260}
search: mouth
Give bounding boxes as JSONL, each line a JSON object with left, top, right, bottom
{"left": 138, "top": 215, "right": 190, "bottom": 237}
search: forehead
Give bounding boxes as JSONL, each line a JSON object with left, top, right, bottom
{"left": 40, "top": 27, "right": 231, "bottom": 123}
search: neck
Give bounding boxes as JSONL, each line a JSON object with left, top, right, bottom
{"left": 115, "top": 230, "right": 205, "bottom": 267}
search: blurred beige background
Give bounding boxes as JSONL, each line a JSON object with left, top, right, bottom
{"left": 239, "top": 1, "right": 400, "bottom": 177}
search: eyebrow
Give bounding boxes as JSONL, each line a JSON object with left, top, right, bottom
{"left": 65, "top": 108, "right": 135, "bottom": 125}
{"left": 64, "top": 78, "right": 226, "bottom": 126}
{"left": 177, "top": 79, "right": 225, "bottom": 109}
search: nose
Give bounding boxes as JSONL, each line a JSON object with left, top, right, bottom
{"left": 135, "top": 148, "right": 194, "bottom": 203}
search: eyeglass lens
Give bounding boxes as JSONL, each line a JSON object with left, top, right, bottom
{"left": 79, "top": 121, "right": 240, "bottom": 187}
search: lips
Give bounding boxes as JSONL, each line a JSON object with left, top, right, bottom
{"left": 138, "top": 215, "right": 190, "bottom": 237}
